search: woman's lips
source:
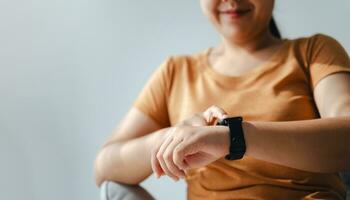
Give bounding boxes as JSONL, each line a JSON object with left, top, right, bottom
{"left": 220, "top": 9, "right": 251, "bottom": 18}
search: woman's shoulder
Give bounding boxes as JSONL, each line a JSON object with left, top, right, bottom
{"left": 163, "top": 48, "right": 209, "bottom": 73}
{"left": 289, "top": 33, "right": 344, "bottom": 51}
{"left": 292, "top": 33, "right": 336, "bottom": 41}
{"left": 285, "top": 33, "right": 348, "bottom": 64}
{"left": 169, "top": 49, "right": 208, "bottom": 65}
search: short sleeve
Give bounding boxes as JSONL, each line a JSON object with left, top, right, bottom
{"left": 132, "top": 57, "right": 174, "bottom": 128}
{"left": 307, "top": 34, "right": 350, "bottom": 90}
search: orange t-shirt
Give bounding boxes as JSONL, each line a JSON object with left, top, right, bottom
{"left": 133, "top": 34, "right": 350, "bottom": 200}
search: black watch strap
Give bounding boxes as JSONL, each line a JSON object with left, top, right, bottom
{"left": 216, "top": 116, "right": 246, "bottom": 160}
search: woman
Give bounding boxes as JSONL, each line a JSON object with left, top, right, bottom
{"left": 94, "top": 0, "right": 350, "bottom": 199}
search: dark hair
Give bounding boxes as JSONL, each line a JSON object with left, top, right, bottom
{"left": 269, "top": 17, "right": 281, "bottom": 39}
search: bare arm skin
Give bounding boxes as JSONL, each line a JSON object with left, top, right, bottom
{"left": 242, "top": 116, "right": 350, "bottom": 173}
{"left": 94, "top": 105, "right": 226, "bottom": 185}
{"left": 94, "top": 108, "right": 168, "bottom": 186}
{"left": 241, "top": 73, "right": 350, "bottom": 173}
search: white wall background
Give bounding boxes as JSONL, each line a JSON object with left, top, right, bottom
{"left": 0, "top": 0, "right": 349, "bottom": 200}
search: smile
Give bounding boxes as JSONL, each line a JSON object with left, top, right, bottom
{"left": 220, "top": 9, "right": 251, "bottom": 18}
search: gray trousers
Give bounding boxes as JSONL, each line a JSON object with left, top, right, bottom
{"left": 101, "top": 172, "right": 350, "bottom": 200}
{"left": 100, "top": 181, "right": 155, "bottom": 200}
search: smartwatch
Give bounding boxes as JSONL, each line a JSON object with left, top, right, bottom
{"left": 216, "top": 116, "right": 246, "bottom": 160}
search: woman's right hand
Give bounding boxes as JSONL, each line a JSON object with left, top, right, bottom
{"left": 150, "top": 105, "right": 229, "bottom": 180}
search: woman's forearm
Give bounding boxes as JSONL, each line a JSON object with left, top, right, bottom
{"left": 94, "top": 128, "right": 168, "bottom": 186}
{"left": 242, "top": 116, "right": 350, "bottom": 173}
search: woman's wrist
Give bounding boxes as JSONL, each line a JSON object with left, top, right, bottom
{"left": 147, "top": 128, "right": 169, "bottom": 149}
{"left": 241, "top": 120, "right": 256, "bottom": 157}
{"left": 207, "top": 125, "right": 231, "bottom": 156}
{"left": 212, "top": 120, "right": 254, "bottom": 158}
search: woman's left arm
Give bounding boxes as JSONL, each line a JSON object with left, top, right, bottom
{"left": 243, "top": 72, "right": 350, "bottom": 173}
{"left": 153, "top": 73, "right": 350, "bottom": 179}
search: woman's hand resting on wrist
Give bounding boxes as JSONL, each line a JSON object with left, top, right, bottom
{"left": 150, "top": 105, "right": 230, "bottom": 181}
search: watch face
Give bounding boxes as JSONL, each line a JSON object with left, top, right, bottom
{"left": 216, "top": 117, "right": 242, "bottom": 126}
{"left": 216, "top": 119, "right": 227, "bottom": 126}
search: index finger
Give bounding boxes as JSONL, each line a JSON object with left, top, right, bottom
{"left": 203, "top": 105, "right": 228, "bottom": 124}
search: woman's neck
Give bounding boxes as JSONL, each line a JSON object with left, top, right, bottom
{"left": 217, "top": 30, "right": 282, "bottom": 59}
